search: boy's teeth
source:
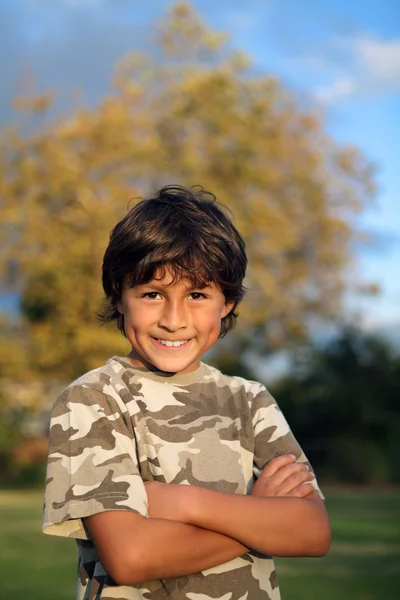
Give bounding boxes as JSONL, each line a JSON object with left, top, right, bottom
{"left": 158, "top": 339, "right": 187, "bottom": 347}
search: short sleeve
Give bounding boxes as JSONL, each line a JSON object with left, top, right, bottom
{"left": 251, "top": 387, "right": 324, "bottom": 500}
{"left": 42, "top": 385, "right": 148, "bottom": 539}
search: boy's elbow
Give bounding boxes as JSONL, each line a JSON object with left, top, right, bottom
{"left": 108, "top": 550, "right": 149, "bottom": 586}
{"left": 318, "top": 522, "right": 332, "bottom": 556}
{"left": 308, "top": 516, "right": 331, "bottom": 557}
{"left": 303, "top": 495, "right": 331, "bottom": 557}
{"left": 112, "top": 568, "right": 145, "bottom": 587}
{"left": 87, "top": 512, "right": 154, "bottom": 585}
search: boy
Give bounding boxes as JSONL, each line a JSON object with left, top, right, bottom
{"left": 43, "top": 185, "right": 330, "bottom": 600}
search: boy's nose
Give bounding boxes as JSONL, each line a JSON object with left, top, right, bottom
{"left": 158, "top": 300, "right": 188, "bottom": 332}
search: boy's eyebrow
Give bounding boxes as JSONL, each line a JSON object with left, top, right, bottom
{"left": 135, "top": 281, "right": 214, "bottom": 291}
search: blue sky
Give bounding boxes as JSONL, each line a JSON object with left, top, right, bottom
{"left": 1, "top": 0, "right": 399, "bottom": 329}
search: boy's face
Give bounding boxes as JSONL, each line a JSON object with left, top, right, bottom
{"left": 117, "top": 267, "right": 234, "bottom": 375}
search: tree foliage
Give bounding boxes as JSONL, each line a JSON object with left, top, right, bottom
{"left": 0, "top": 2, "right": 375, "bottom": 383}
{"left": 270, "top": 327, "right": 400, "bottom": 484}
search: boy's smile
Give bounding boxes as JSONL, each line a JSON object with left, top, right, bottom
{"left": 117, "top": 267, "right": 233, "bottom": 375}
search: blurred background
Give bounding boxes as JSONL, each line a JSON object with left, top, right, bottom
{"left": 0, "top": 1, "right": 399, "bottom": 599}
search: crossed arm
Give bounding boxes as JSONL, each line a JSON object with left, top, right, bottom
{"left": 85, "top": 455, "right": 331, "bottom": 585}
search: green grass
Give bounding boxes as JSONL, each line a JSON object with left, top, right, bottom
{"left": 0, "top": 489, "right": 399, "bottom": 599}
{"left": 276, "top": 489, "right": 400, "bottom": 600}
{"left": 0, "top": 491, "right": 76, "bottom": 599}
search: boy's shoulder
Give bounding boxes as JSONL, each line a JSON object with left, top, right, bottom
{"left": 201, "top": 362, "right": 267, "bottom": 398}
{"left": 68, "top": 356, "right": 129, "bottom": 388}
{"left": 55, "top": 356, "right": 138, "bottom": 408}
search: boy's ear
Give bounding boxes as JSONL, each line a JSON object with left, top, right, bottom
{"left": 222, "top": 301, "right": 235, "bottom": 319}
{"left": 116, "top": 301, "right": 124, "bottom": 315}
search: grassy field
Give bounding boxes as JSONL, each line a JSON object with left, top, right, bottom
{"left": 0, "top": 489, "right": 399, "bottom": 599}
{"left": 276, "top": 489, "right": 400, "bottom": 600}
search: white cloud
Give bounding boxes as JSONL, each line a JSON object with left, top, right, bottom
{"left": 315, "top": 76, "right": 357, "bottom": 102}
{"left": 313, "top": 34, "right": 400, "bottom": 103}
{"left": 355, "top": 35, "right": 400, "bottom": 82}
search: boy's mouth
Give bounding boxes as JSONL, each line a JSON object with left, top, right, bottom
{"left": 152, "top": 338, "right": 191, "bottom": 348}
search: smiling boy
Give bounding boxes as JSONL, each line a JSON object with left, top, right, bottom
{"left": 43, "top": 185, "right": 330, "bottom": 600}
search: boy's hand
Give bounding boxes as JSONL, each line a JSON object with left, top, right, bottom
{"left": 251, "top": 454, "right": 315, "bottom": 499}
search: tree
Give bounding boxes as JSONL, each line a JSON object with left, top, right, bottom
{"left": 270, "top": 327, "right": 400, "bottom": 484}
{"left": 0, "top": 2, "right": 375, "bottom": 384}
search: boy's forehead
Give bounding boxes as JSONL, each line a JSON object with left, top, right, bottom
{"left": 148, "top": 267, "right": 213, "bottom": 289}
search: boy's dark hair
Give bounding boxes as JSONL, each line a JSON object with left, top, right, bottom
{"left": 99, "top": 185, "right": 247, "bottom": 337}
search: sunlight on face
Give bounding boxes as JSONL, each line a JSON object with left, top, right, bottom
{"left": 117, "top": 267, "right": 233, "bottom": 374}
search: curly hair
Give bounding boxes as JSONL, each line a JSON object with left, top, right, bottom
{"left": 99, "top": 185, "right": 247, "bottom": 338}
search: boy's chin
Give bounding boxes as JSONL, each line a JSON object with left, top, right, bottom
{"left": 142, "top": 352, "right": 200, "bottom": 375}
{"left": 151, "top": 358, "right": 200, "bottom": 375}
{"left": 129, "top": 341, "right": 203, "bottom": 375}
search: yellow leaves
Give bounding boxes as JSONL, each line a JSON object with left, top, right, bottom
{"left": 0, "top": 336, "right": 30, "bottom": 381}
{"left": 112, "top": 53, "right": 150, "bottom": 96}
{"left": 158, "top": 2, "right": 228, "bottom": 57}
{"left": 12, "top": 92, "right": 55, "bottom": 115}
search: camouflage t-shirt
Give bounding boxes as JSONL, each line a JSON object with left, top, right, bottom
{"left": 43, "top": 356, "right": 323, "bottom": 600}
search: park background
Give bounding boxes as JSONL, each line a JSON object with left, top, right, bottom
{"left": 0, "top": 1, "right": 399, "bottom": 599}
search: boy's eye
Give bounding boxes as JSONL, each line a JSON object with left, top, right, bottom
{"left": 143, "top": 292, "right": 161, "bottom": 299}
{"left": 189, "top": 292, "right": 207, "bottom": 300}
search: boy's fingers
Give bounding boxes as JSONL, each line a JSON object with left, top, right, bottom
{"left": 277, "top": 471, "right": 315, "bottom": 495}
{"left": 274, "top": 463, "right": 310, "bottom": 486}
{"left": 260, "top": 454, "right": 297, "bottom": 477}
{"left": 288, "top": 483, "right": 315, "bottom": 498}
{"left": 261, "top": 459, "right": 309, "bottom": 483}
